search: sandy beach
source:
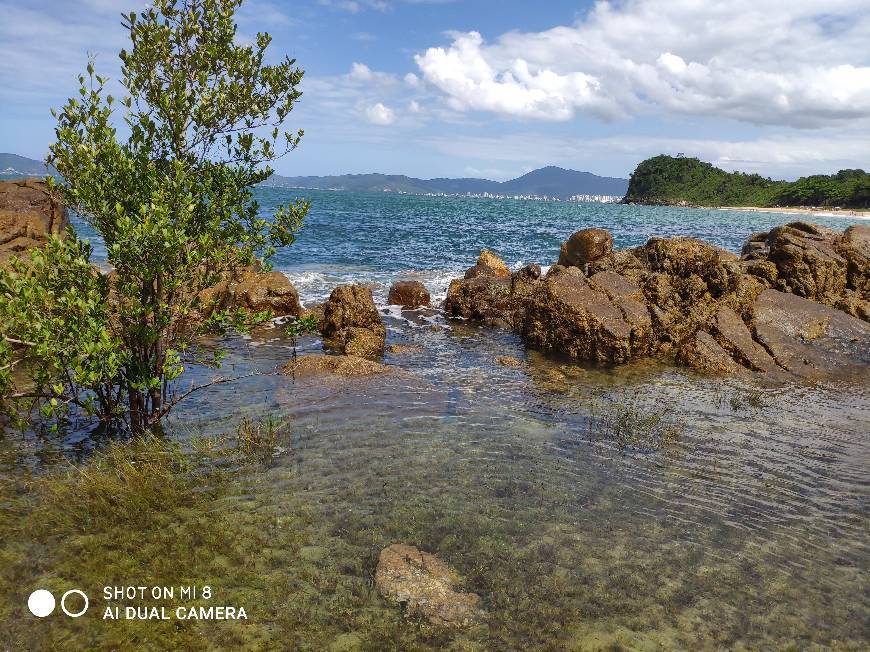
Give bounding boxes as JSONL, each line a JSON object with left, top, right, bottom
{"left": 719, "top": 205, "right": 870, "bottom": 220}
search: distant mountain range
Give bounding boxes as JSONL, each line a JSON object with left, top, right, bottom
{"left": 1, "top": 153, "right": 628, "bottom": 199}
{"left": 0, "top": 153, "right": 55, "bottom": 176}
{"left": 265, "top": 166, "right": 629, "bottom": 199}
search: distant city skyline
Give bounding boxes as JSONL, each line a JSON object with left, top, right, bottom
{"left": 1, "top": 0, "right": 868, "bottom": 181}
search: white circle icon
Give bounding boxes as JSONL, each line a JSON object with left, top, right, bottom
{"left": 60, "top": 589, "right": 89, "bottom": 618}
{"left": 27, "top": 589, "right": 56, "bottom": 617}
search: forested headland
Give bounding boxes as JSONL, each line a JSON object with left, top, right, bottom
{"left": 624, "top": 155, "right": 870, "bottom": 208}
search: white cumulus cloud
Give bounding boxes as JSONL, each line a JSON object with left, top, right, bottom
{"left": 365, "top": 102, "right": 396, "bottom": 125}
{"left": 414, "top": 0, "right": 870, "bottom": 128}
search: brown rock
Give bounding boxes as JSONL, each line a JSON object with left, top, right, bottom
{"left": 496, "top": 355, "right": 523, "bottom": 367}
{"left": 374, "top": 544, "right": 483, "bottom": 628}
{"left": 388, "top": 280, "right": 430, "bottom": 308}
{"left": 233, "top": 270, "right": 302, "bottom": 317}
{"left": 710, "top": 306, "right": 779, "bottom": 373}
{"left": 765, "top": 222, "right": 847, "bottom": 302}
{"left": 750, "top": 289, "right": 870, "bottom": 380}
{"left": 678, "top": 331, "right": 742, "bottom": 374}
{"left": 589, "top": 271, "right": 654, "bottom": 349}
{"left": 557, "top": 228, "right": 613, "bottom": 267}
{"left": 522, "top": 267, "right": 646, "bottom": 363}
{"left": 837, "top": 224, "right": 870, "bottom": 298}
{"left": 633, "top": 236, "right": 737, "bottom": 292}
{"left": 445, "top": 275, "right": 513, "bottom": 327}
{"left": 740, "top": 231, "right": 770, "bottom": 260}
{"left": 0, "top": 179, "right": 69, "bottom": 267}
{"left": 282, "top": 354, "right": 388, "bottom": 378}
{"left": 343, "top": 327, "right": 385, "bottom": 358}
{"left": 321, "top": 284, "right": 386, "bottom": 358}
{"left": 464, "top": 249, "right": 511, "bottom": 279}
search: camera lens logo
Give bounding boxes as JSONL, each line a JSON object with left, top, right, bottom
{"left": 28, "top": 589, "right": 89, "bottom": 618}
{"left": 27, "top": 590, "right": 55, "bottom": 617}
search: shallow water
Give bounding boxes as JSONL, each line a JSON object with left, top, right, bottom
{"left": 3, "top": 191, "right": 869, "bottom": 649}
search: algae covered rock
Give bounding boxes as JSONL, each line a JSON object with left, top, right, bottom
{"left": 765, "top": 222, "right": 847, "bottom": 303}
{"left": 282, "top": 354, "right": 389, "bottom": 378}
{"left": 321, "top": 284, "right": 386, "bottom": 358}
{"left": 445, "top": 275, "right": 513, "bottom": 326}
{"left": 523, "top": 266, "right": 650, "bottom": 363}
{"left": 374, "top": 544, "right": 483, "bottom": 628}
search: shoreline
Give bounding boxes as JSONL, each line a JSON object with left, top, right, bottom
{"left": 716, "top": 205, "right": 870, "bottom": 220}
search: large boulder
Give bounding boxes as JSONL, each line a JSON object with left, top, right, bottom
{"left": 0, "top": 179, "right": 69, "bottom": 267}
{"left": 232, "top": 270, "right": 302, "bottom": 316}
{"left": 388, "top": 280, "right": 430, "bottom": 308}
{"left": 321, "top": 284, "right": 386, "bottom": 358}
{"left": 445, "top": 276, "right": 512, "bottom": 327}
{"left": 374, "top": 544, "right": 483, "bottom": 628}
{"left": 557, "top": 228, "right": 613, "bottom": 268}
{"left": 522, "top": 267, "right": 651, "bottom": 363}
{"left": 198, "top": 267, "right": 302, "bottom": 318}
{"left": 837, "top": 224, "right": 870, "bottom": 298}
{"left": 764, "top": 222, "right": 847, "bottom": 303}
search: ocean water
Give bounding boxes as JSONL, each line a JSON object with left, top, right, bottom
{"left": 5, "top": 189, "right": 869, "bottom": 649}
{"left": 75, "top": 187, "right": 868, "bottom": 308}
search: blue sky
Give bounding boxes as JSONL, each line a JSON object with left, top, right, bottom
{"left": 1, "top": 0, "right": 869, "bottom": 180}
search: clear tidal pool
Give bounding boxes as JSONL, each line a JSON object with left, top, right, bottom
{"left": 1, "top": 314, "right": 867, "bottom": 650}
{"left": 1, "top": 192, "right": 868, "bottom": 650}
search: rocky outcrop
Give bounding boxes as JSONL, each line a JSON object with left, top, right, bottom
{"left": 374, "top": 544, "right": 483, "bottom": 628}
{"left": 388, "top": 280, "right": 430, "bottom": 308}
{"left": 523, "top": 267, "right": 653, "bottom": 363}
{"left": 0, "top": 179, "right": 69, "bottom": 267}
{"left": 739, "top": 221, "right": 870, "bottom": 318}
{"left": 321, "top": 284, "right": 386, "bottom": 358}
{"left": 749, "top": 289, "right": 870, "bottom": 380}
{"left": 445, "top": 221, "right": 870, "bottom": 382}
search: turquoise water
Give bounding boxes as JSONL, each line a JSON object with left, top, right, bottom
{"left": 74, "top": 187, "right": 868, "bottom": 307}
{"left": 7, "top": 188, "right": 870, "bottom": 648}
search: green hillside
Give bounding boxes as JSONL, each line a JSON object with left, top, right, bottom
{"left": 624, "top": 155, "right": 870, "bottom": 208}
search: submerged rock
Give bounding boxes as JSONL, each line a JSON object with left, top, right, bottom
{"left": 0, "top": 178, "right": 69, "bottom": 267}
{"left": 388, "top": 280, "right": 430, "bottom": 308}
{"left": 496, "top": 355, "right": 523, "bottom": 367}
{"left": 282, "top": 354, "right": 389, "bottom": 377}
{"left": 374, "top": 544, "right": 483, "bottom": 628}
{"left": 387, "top": 343, "right": 423, "bottom": 355}
{"left": 321, "top": 284, "right": 386, "bottom": 358}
